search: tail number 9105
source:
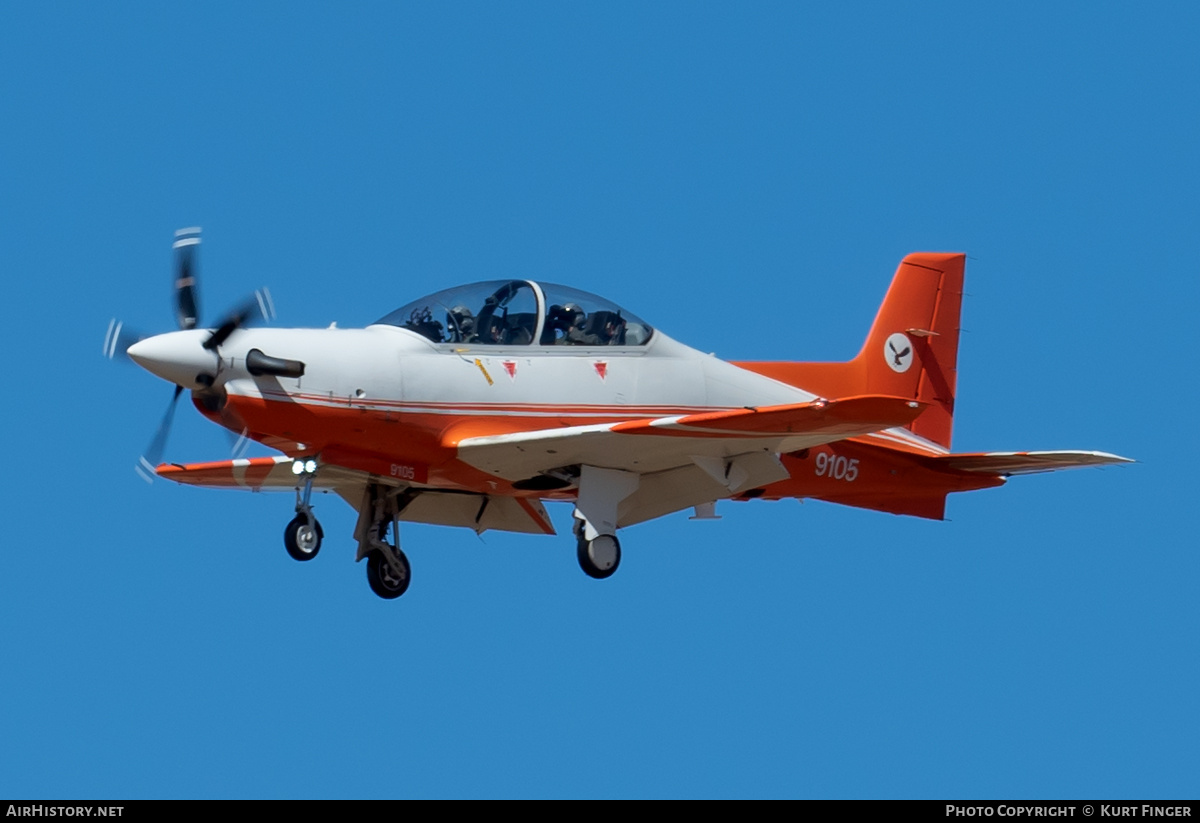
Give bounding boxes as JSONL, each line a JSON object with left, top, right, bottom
{"left": 814, "top": 452, "right": 859, "bottom": 482}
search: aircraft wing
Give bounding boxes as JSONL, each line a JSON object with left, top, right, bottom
{"left": 156, "top": 456, "right": 342, "bottom": 489}
{"left": 154, "top": 396, "right": 922, "bottom": 534}
{"left": 456, "top": 395, "right": 924, "bottom": 481}
{"left": 455, "top": 395, "right": 923, "bottom": 527}
{"left": 457, "top": 394, "right": 921, "bottom": 478}
{"left": 933, "top": 450, "right": 1134, "bottom": 476}
{"left": 154, "top": 456, "right": 555, "bottom": 535}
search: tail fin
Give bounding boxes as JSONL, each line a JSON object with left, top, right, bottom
{"left": 735, "top": 252, "right": 965, "bottom": 449}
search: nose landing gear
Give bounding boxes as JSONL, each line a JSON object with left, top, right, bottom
{"left": 284, "top": 458, "right": 323, "bottom": 561}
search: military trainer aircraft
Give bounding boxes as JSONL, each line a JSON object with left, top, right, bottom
{"left": 106, "top": 229, "right": 1131, "bottom": 599}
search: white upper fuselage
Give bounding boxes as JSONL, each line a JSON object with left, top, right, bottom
{"left": 130, "top": 324, "right": 818, "bottom": 422}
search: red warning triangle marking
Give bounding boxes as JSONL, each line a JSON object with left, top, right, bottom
{"left": 593, "top": 361, "right": 608, "bottom": 381}
{"left": 502, "top": 360, "right": 517, "bottom": 380}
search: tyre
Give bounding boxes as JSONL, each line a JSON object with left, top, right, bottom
{"left": 284, "top": 514, "right": 323, "bottom": 561}
{"left": 577, "top": 533, "right": 621, "bottom": 579}
{"left": 366, "top": 549, "right": 411, "bottom": 599}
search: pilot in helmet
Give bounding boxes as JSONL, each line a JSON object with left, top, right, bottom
{"left": 447, "top": 305, "right": 475, "bottom": 342}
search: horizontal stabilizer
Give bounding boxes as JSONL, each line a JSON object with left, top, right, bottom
{"left": 934, "top": 450, "right": 1134, "bottom": 476}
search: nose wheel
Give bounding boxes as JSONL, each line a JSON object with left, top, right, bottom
{"left": 577, "top": 533, "right": 621, "bottom": 579}
{"left": 285, "top": 460, "right": 324, "bottom": 561}
{"left": 283, "top": 514, "right": 323, "bottom": 561}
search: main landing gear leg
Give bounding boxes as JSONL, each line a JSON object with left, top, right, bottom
{"left": 283, "top": 458, "right": 323, "bottom": 561}
{"left": 355, "top": 483, "right": 411, "bottom": 600}
{"left": 573, "top": 466, "right": 638, "bottom": 580}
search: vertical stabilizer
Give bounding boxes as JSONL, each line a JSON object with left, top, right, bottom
{"left": 856, "top": 252, "right": 963, "bottom": 448}
{"left": 735, "top": 253, "right": 965, "bottom": 449}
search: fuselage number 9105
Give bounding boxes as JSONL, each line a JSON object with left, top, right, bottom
{"left": 814, "top": 452, "right": 859, "bottom": 482}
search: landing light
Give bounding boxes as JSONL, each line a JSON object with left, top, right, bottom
{"left": 291, "top": 460, "right": 304, "bottom": 475}
{"left": 305, "top": 459, "right": 317, "bottom": 473}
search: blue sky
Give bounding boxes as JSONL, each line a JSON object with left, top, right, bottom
{"left": 1, "top": 2, "right": 1195, "bottom": 798}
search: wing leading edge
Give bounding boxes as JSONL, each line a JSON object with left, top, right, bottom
{"left": 454, "top": 394, "right": 925, "bottom": 481}
{"left": 156, "top": 456, "right": 315, "bottom": 489}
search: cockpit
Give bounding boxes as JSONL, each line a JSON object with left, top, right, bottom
{"left": 374, "top": 280, "right": 654, "bottom": 347}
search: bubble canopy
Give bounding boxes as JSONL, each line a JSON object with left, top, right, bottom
{"left": 374, "top": 279, "right": 654, "bottom": 347}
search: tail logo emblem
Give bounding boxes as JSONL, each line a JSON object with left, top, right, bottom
{"left": 884, "top": 332, "right": 914, "bottom": 373}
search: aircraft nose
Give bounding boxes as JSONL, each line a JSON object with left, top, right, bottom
{"left": 127, "top": 331, "right": 219, "bottom": 389}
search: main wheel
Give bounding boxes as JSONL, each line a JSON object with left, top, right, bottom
{"left": 284, "top": 514, "right": 323, "bottom": 561}
{"left": 367, "top": 549, "right": 411, "bottom": 599}
{"left": 577, "top": 533, "right": 621, "bottom": 579}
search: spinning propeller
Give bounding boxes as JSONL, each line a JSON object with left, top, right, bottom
{"left": 105, "top": 227, "right": 276, "bottom": 481}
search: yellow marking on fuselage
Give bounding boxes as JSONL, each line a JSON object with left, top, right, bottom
{"left": 474, "top": 358, "right": 494, "bottom": 386}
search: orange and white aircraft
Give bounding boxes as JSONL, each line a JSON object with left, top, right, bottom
{"left": 108, "top": 229, "right": 1130, "bottom": 599}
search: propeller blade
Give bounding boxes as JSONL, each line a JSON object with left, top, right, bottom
{"left": 173, "top": 227, "right": 202, "bottom": 331}
{"left": 203, "top": 288, "right": 275, "bottom": 351}
{"left": 102, "top": 318, "right": 144, "bottom": 360}
{"left": 136, "top": 384, "right": 184, "bottom": 483}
